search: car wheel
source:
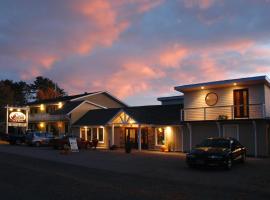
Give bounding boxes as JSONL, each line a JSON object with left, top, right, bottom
{"left": 35, "top": 142, "right": 41, "bottom": 147}
{"left": 225, "top": 158, "right": 232, "bottom": 170}
{"left": 240, "top": 153, "right": 246, "bottom": 163}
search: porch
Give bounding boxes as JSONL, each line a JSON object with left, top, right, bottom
{"left": 181, "top": 103, "right": 268, "bottom": 121}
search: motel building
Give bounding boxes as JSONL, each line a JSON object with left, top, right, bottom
{"left": 26, "top": 91, "right": 127, "bottom": 135}
{"left": 2, "top": 75, "right": 270, "bottom": 157}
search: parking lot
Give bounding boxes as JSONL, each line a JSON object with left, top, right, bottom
{"left": 0, "top": 143, "right": 270, "bottom": 199}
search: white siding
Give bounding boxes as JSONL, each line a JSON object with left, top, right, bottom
{"left": 183, "top": 84, "right": 265, "bottom": 121}
{"left": 264, "top": 85, "right": 270, "bottom": 117}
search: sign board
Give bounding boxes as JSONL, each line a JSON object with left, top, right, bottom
{"left": 69, "top": 138, "right": 79, "bottom": 152}
{"left": 6, "top": 107, "right": 28, "bottom": 129}
{"left": 8, "top": 111, "right": 27, "bottom": 123}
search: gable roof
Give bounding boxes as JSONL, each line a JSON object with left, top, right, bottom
{"left": 73, "top": 108, "right": 121, "bottom": 126}
{"left": 27, "top": 92, "right": 100, "bottom": 106}
{"left": 50, "top": 100, "right": 105, "bottom": 115}
{"left": 73, "top": 104, "right": 182, "bottom": 126}
{"left": 175, "top": 75, "right": 270, "bottom": 93}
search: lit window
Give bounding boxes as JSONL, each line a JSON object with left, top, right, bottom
{"left": 156, "top": 128, "right": 165, "bottom": 146}
{"left": 87, "top": 128, "right": 92, "bottom": 141}
{"left": 98, "top": 128, "right": 104, "bottom": 143}
{"left": 92, "top": 128, "right": 98, "bottom": 140}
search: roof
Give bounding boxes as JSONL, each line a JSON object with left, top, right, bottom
{"left": 27, "top": 92, "right": 100, "bottom": 106}
{"left": 73, "top": 104, "right": 182, "bottom": 126}
{"left": 74, "top": 108, "right": 121, "bottom": 126}
{"left": 157, "top": 95, "right": 184, "bottom": 102}
{"left": 51, "top": 101, "right": 84, "bottom": 115}
{"left": 175, "top": 75, "right": 270, "bottom": 93}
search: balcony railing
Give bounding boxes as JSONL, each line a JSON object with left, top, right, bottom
{"left": 29, "top": 113, "right": 69, "bottom": 122}
{"left": 180, "top": 104, "right": 267, "bottom": 121}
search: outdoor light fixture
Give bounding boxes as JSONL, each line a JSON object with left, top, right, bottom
{"left": 40, "top": 122, "right": 45, "bottom": 128}
{"left": 17, "top": 109, "right": 21, "bottom": 112}
{"left": 40, "top": 104, "right": 45, "bottom": 111}
{"left": 201, "top": 86, "right": 205, "bottom": 89}
{"left": 58, "top": 102, "right": 63, "bottom": 109}
{"left": 9, "top": 108, "right": 13, "bottom": 111}
{"left": 233, "top": 82, "right": 237, "bottom": 86}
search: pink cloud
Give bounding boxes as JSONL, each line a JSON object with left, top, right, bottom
{"left": 159, "top": 46, "right": 189, "bottom": 67}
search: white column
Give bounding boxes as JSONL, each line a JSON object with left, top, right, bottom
{"left": 111, "top": 124, "right": 115, "bottom": 145}
{"left": 252, "top": 121, "right": 258, "bottom": 157}
{"left": 138, "top": 125, "right": 142, "bottom": 151}
{"left": 187, "top": 123, "right": 192, "bottom": 151}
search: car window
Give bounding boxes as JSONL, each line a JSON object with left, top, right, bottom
{"left": 199, "top": 139, "right": 230, "bottom": 148}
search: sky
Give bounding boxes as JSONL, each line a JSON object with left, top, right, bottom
{"left": 1, "top": 0, "right": 270, "bottom": 105}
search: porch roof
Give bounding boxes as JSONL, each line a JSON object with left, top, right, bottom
{"left": 73, "top": 105, "right": 182, "bottom": 126}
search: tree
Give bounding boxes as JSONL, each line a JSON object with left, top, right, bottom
{"left": 31, "top": 76, "right": 66, "bottom": 101}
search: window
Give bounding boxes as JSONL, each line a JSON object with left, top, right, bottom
{"left": 205, "top": 92, "right": 218, "bottom": 106}
{"left": 87, "top": 128, "right": 92, "bottom": 141}
{"left": 98, "top": 128, "right": 104, "bottom": 143}
{"left": 156, "top": 128, "right": 165, "bottom": 146}
{"left": 92, "top": 128, "right": 98, "bottom": 140}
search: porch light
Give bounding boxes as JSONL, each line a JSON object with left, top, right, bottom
{"left": 58, "top": 102, "right": 63, "bottom": 109}
{"left": 40, "top": 104, "right": 45, "bottom": 111}
{"left": 233, "top": 82, "right": 237, "bottom": 86}
{"left": 9, "top": 108, "right": 13, "bottom": 111}
{"left": 39, "top": 122, "right": 45, "bottom": 128}
{"left": 201, "top": 86, "right": 205, "bottom": 89}
{"left": 17, "top": 109, "right": 21, "bottom": 112}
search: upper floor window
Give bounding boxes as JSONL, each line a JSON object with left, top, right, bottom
{"left": 205, "top": 92, "right": 218, "bottom": 106}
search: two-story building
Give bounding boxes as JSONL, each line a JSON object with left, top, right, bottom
{"left": 27, "top": 91, "right": 127, "bottom": 135}
{"left": 174, "top": 76, "right": 270, "bottom": 157}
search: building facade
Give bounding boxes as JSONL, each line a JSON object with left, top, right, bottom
{"left": 175, "top": 76, "right": 270, "bottom": 157}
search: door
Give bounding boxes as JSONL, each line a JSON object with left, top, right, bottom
{"left": 141, "top": 128, "right": 149, "bottom": 149}
{"left": 223, "top": 124, "right": 239, "bottom": 140}
{"left": 234, "top": 89, "right": 249, "bottom": 118}
{"left": 125, "top": 128, "right": 138, "bottom": 149}
{"left": 268, "top": 127, "right": 270, "bottom": 156}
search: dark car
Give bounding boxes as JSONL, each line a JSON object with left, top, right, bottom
{"left": 186, "top": 137, "right": 246, "bottom": 170}
{"left": 8, "top": 133, "right": 26, "bottom": 145}
{"left": 50, "top": 135, "right": 93, "bottom": 150}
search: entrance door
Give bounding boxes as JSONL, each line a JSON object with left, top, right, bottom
{"left": 141, "top": 128, "right": 149, "bottom": 149}
{"left": 125, "top": 128, "right": 138, "bottom": 149}
{"left": 234, "top": 89, "right": 249, "bottom": 118}
{"left": 268, "top": 127, "right": 270, "bottom": 156}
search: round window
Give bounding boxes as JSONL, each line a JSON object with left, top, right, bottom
{"left": 205, "top": 92, "right": 218, "bottom": 106}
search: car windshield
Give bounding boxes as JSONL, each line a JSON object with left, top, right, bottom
{"left": 198, "top": 139, "right": 230, "bottom": 148}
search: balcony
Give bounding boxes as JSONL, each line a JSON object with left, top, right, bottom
{"left": 29, "top": 113, "right": 69, "bottom": 122}
{"left": 180, "top": 104, "right": 268, "bottom": 121}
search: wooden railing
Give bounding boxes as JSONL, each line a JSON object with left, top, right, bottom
{"left": 180, "top": 104, "right": 267, "bottom": 121}
{"left": 29, "top": 113, "right": 69, "bottom": 122}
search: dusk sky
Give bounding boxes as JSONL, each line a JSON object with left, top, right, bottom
{"left": 1, "top": 0, "right": 270, "bottom": 105}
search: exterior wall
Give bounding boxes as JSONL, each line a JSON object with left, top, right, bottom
{"left": 264, "top": 85, "right": 270, "bottom": 117}
{"left": 79, "top": 93, "right": 125, "bottom": 108}
{"left": 183, "top": 84, "right": 265, "bottom": 121}
{"left": 71, "top": 127, "right": 80, "bottom": 137}
{"left": 70, "top": 103, "right": 100, "bottom": 124}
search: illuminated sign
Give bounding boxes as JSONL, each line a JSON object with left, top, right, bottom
{"left": 8, "top": 111, "right": 26, "bottom": 123}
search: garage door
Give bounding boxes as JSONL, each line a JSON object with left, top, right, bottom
{"left": 223, "top": 124, "right": 239, "bottom": 140}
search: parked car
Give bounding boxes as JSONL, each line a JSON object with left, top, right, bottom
{"left": 8, "top": 133, "right": 26, "bottom": 145}
{"left": 186, "top": 137, "right": 246, "bottom": 170}
{"left": 25, "top": 131, "right": 54, "bottom": 147}
{"left": 50, "top": 135, "right": 93, "bottom": 150}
